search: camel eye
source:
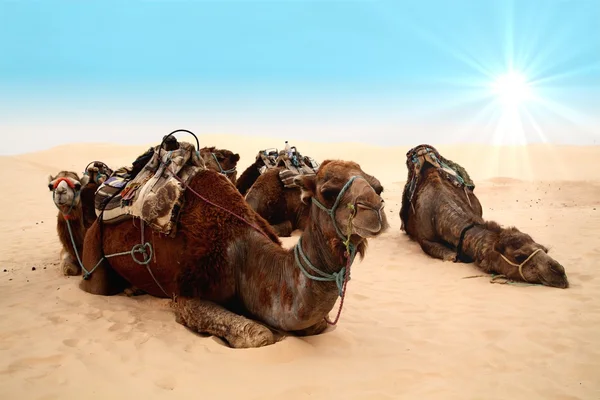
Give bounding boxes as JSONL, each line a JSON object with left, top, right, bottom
{"left": 74, "top": 182, "right": 82, "bottom": 190}
{"left": 514, "top": 254, "right": 528, "bottom": 263}
{"left": 48, "top": 183, "right": 54, "bottom": 191}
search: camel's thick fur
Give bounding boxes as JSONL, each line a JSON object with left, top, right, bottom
{"left": 80, "top": 160, "right": 388, "bottom": 348}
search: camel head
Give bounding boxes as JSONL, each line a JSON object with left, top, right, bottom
{"left": 493, "top": 226, "right": 569, "bottom": 289}
{"left": 294, "top": 160, "right": 389, "bottom": 242}
{"left": 201, "top": 147, "right": 240, "bottom": 182}
{"left": 47, "top": 171, "right": 90, "bottom": 214}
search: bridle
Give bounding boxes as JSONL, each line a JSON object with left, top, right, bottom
{"left": 294, "top": 175, "right": 383, "bottom": 325}
{"left": 51, "top": 177, "right": 82, "bottom": 220}
{"left": 499, "top": 248, "right": 544, "bottom": 282}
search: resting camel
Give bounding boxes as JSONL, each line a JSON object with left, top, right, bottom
{"left": 200, "top": 146, "right": 240, "bottom": 184}
{"left": 245, "top": 167, "right": 384, "bottom": 237}
{"left": 47, "top": 162, "right": 113, "bottom": 276}
{"left": 399, "top": 144, "right": 569, "bottom": 288}
{"left": 80, "top": 158, "right": 389, "bottom": 348}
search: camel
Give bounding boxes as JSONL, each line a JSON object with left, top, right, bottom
{"left": 235, "top": 147, "right": 319, "bottom": 196}
{"left": 245, "top": 166, "right": 384, "bottom": 237}
{"left": 47, "top": 161, "right": 112, "bottom": 276}
{"left": 80, "top": 155, "right": 389, "bottom": 348}
{"left": 235, "top": 149, "right": 277, "bottom": 195}
{"left": 399, "top": 144, "right": 569, "bottom": 288}
{"left": 200, "top": 146, "right": 240, "bottom": 184}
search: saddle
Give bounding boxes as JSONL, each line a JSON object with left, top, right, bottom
{"left": 407, "top": 144, "right": 474, "bottom": 193}
{"left": 255, "top": 147, "right": 320, "bottom": 189}
{"left": 94, "top": 141, "right": 206, "bottom": 237}
{"left": 400, "top": 144, "right": 476, "bottom": 230}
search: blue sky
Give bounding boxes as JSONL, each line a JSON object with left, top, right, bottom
{"left": 1, "top": 0, "right": 599, "bottom": 154}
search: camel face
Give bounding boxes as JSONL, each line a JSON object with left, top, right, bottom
{"left": 295, "top": 160, "right": 389, "bottom": 239}
{"left": 201, "top": 147, "right": 240, "bottom": 183}
{"left": 495, "top": 229, "right": 569, "bottom": 288}
{"left": 47, "top": 172, "right": 89, "bottom": 210}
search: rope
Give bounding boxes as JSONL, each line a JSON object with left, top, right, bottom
{"left": 498, "top": 248, "right": 543, "bottom": 282}
{"left": 211, "top": 153, "right": 237, "bottom": 176}
{"left": 293, "top": 176, "right": 362, "bottom": 325}
{"left": 170, "top": 172, "right": 271, "bottom": 240}
{"left": 52, "top": 177, "right": 167, "bottom": 294}
{"left": 462, "top": 248, "right": 544, "bottom": 286}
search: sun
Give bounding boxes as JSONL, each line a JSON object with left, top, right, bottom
{"left": 491, "top": 71, "right": 533, "bottom": 108}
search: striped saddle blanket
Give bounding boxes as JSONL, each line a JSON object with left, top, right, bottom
{"left": 94, "top": 141, "right": 205, "bottom": 237}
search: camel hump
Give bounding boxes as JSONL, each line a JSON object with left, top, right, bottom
{"left": 94, "top": 141, "right": 206, "bottom": 237}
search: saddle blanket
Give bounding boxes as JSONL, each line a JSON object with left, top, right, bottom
{"left": 94, "top": 141, "right": 206, "bottom": 236}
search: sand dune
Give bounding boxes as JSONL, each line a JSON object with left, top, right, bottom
{"left": 1, "top": 136, "right": 599, "bottom": 399}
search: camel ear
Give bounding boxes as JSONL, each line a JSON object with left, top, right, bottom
{"left": 47, "top": 175, "right": 55, "bottom": 191}
{"left": 363, "top": 172, "right": 384, "bottom": 195}
{"left": 80, "top": 174, "right": 90, "bottom": 187}
{"left": 294, "top": 174, "right": 317, "bottom": 204}
{"left": 232, "top": 153, "right": 240, "bottom": 163}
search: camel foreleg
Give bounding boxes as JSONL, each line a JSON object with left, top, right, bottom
{"left": 419, "top": 239, "right": 457, "bottom": 262}
{"left": 171, "top": 297, "right": 278, "bottom": 348}
{"left": 60, "top": 248, "right": 81, "bottom": 276}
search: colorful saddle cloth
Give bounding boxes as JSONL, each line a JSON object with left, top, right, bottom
{"left": 94, "top": 141, "right": 205, "bottom": 237}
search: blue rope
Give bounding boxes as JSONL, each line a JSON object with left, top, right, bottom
{"left": 294, "top": 236, "right": 356, "bottom": 297}
{"left": 292, "top": 175, "right": 360, "bottom": 297}
{"left": 211, "top": 153, "right": 236, "bottom": 175}
{"left": 53, "top": 186, "right": 154, "bottom": 280}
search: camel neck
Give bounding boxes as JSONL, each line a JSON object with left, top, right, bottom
{"left": 460, "top": 224, "right": 498, "bottom": 264}
{"left": 237, "top": 209, "right": 352, "bottom": 332}
{"left": 57, "top": 209, "right": 85, "bottom": 260}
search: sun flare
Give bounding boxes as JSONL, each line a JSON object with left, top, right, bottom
{"left": 491, "top": 71, "right": 533, "bottom": 108}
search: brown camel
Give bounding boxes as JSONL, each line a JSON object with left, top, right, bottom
{"left": 399, "top": 145, "right": 569, "bottom": 288}
{"left": 200, "top": 146, "right": 240, "bottom": 184}
{"left": 47, "top": 162, "right": 112, "bottom": 275}
{"left": 80, "top": 159, "right": 388, "bottom": 348}
{"left": 244, "top": 167, "right": 384, "bottom": 237}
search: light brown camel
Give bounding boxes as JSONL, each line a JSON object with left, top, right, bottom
{"left": 399, "top": 145, "right": 569, "bottom": 288}
{"left": 47, "top": 163, "right": 112, "bottom": 276}
{"left": 244, "top": 166, "right": 384, "bottom": 237}
{"left": 80, "top": 159, "right": 389, "bottom": 348}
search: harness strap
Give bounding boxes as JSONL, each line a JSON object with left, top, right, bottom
{"left": 455, "top": 222, "right": 477, "bottom": 262}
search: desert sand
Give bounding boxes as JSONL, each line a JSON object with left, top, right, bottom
{"left": 1, "top": 135, "right": 599, "bottom": 400}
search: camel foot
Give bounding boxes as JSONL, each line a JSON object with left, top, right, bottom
{"left": 124, "top": 286, "right": 146, "bottom": 297}
{"left": 292, "top": 319, "right": 328, "bottom": 337}
{"left": 229, "top": 322, "right": 277, "bottom": 348}
{"left": 60, "top": 252, "right": 81, "bottom": 276}
{"left": 172, "top": 297, "right": 277, "bottom": 349}
{"left": 444, "top": 253, "right": 457, "bottom": 262}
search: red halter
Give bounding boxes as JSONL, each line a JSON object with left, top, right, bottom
{"left": 53, "top": 177, "right": 77, "bottom": 189}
